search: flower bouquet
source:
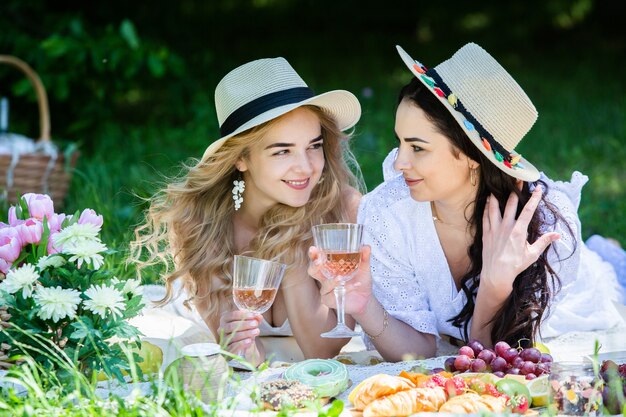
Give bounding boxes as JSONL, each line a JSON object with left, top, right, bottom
{"left": 0, "top": 193, "right": 145, "bottom": 381}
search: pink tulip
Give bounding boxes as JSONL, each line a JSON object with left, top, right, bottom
{"left": 22, "top": 193, "right": 55, "bottom": 221}
{"left": 8, "top": 206, "right": 19, "bottom": 226}
{"left": 47, "top": 213, "right": 67, "bottom": 233}
{"left": 78, "top": 209, "right": 103, "bottom": 228}
{"left": 0, "top": 258, "right": 10, "bottom": 274}
{"left": 0, "top": 228, "right": 23, "bottom": 263}
{"left": 16, "top": 219, "right": 43, "bottom": 245}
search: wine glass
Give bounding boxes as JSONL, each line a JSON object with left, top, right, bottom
{"left": 231, "top": 255, "right": 286, "bottom": 365}
{"left": 312, "top": 223, "right": 363, "bottom": 338}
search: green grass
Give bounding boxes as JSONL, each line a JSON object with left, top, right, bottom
{"left": 52, "top": 40, "right": 625, "bottom": 284}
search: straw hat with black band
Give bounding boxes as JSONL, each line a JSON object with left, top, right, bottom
{"left": 396, "top": 43, "right": 540, "bottom": 182}
{"left": 202, "top": 57, "right": 361, "bottom": 161}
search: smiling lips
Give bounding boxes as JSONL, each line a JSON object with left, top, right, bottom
{"left": 283, "top": 178, "right": 310, "bottom": 190}
{"left": 404, "top": 177, "right": 423, "bottom": 187}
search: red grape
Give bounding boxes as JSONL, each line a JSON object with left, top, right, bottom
{"left": 506, "top": 367, "right": 521, "bottom": 375}
{"left": 520, "top": 361, "right": 536, "bottom": 375}
{"left": 525, "top": 373, "right": 537, "bottom": 380}
{"left": 494, "top": 341, "right": 511, "bottom": 357}
{"left": 534, "top": 363, "right": 549, "bottom": 376}
{"left": 444, "top": 357, "right": 457, "bottom": 372}
{"left": 467, "top": 339, "right": 484, "bottom": 356}
{"left": 502, "top": 348, "right": 519, "bottom": 364}
{"left": 512, "top": 356, "right": 524, "bottom": 369}
{"left": 454, "top": 355, "right": 471, "bottom": 372}
{"left": 493, "top": 371, "right": 505, "bottom": 378}
{"left": 491, "top": 356, "right": 508, "bottom": 373}
{"left": 470, "top": 358, "right": 487, "bottom": 372}
{"left": 540, "top": 353, "right": 553, "bottom": 363}
{"left": 520, "top": 347, "right": 542, "bottom": 363}
{"left": 459, "top": 346, "right": 475, "bottom": 359}
{"left": 477, "top": 349, "right": 496, "bottom": 365}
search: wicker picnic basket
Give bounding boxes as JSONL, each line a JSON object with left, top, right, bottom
{"left": 0, "top": 55, "right": 78, "bottom": 205}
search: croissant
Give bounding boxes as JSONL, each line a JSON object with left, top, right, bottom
{"left": 349, "top": 374, "right": 415, "bottom": 410}
{"left": 363, "top": 387, "right": 447, "bottom": 417}
{"left": 439, "top": 393, "right": 508, "bottom": 413}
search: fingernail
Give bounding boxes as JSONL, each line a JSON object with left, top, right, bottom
{"left": 246, "top": 313, "right": 255, "bottom": 319}
{"left": 252, "top": 329, "right": 260, "bottom": 335}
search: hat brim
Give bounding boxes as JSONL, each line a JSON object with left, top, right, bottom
{"left": 396, "top": 45, "right": 540, "bottom": 182}
{"left": 202, "top": 90, "right": 360, "bottom": 161}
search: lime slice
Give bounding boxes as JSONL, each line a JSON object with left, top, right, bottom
{"left": 504, "top": 374, "right": 529, "bottom": 384}
{"left": 534, "top": 342, "right": 551, "bottom": 354}
{"left": 458, "top": 372, "right": 501, "bottom": 385}
{"left": 526, "top": 375, "right": 550, "bottom": 407}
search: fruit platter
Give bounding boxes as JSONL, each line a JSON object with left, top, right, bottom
{"left": 231, "top": 342, "right": 626, "bottom": 417}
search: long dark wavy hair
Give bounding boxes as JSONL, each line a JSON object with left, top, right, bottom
{"left": 398, "top": 77, "right": 574, "bottom": 346}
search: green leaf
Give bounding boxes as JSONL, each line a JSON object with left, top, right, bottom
{"left": 18, "top": 196, "right": 30, "bottom": 219}
{"left": 119, "top": 19, "right": 140, "bottom": 49}
{"left": 147, "top": 53, "right": 165, "bottom": 78}
{"left": 69, "top": 316, "right": 96, "bottom": 340}
{"left": 36, "top": 216, "right": 51, "bottom": 258}
{"left": 326, "top": 400, "right": 344, "bottom": 417}
{"left": 0, "top": 290, "right": 16, "bottom": 307}
{"left": 111, "top": 322, "right": 141, "bottom": 340}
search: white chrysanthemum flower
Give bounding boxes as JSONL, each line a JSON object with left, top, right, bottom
{"left": 64, "top": 240, "right": 107, "bottom": 269}
{"left": 83, "top": 284, "right": 126, "bottom": 319}
{"left": 33, "top": 286, "right": 81, "bottom": 323}
{"left": 54, "top": 223, "right": 100, "bottom": 247}
{"left": 0, "top": 264, "right": 40, "bottom": 298}
{"left": 36, "top": 254, "right": 67, "bottom": 270}
{"left": 122, "top": 279, "right": 143, "bottom": 296}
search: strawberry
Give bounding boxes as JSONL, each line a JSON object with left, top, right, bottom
{"left": 468, "top": 377, "right": 486, "bottom": 394}
{"left": 507, "top": 394, "right": 529, "bottom": 414}
{"left": 419, "top": 379, "right": 439, "bottom": 389}
{"left": 430, "top": 374, "right": 447, "bottom": 387}
{"left": 444, "top": 376, "right": 467, "bottom": 397}
{"left": 484, "top": 383, "right": 509, "bottom": 400}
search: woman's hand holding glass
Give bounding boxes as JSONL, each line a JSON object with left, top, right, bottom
{"left": 223, "top": 255, "right": 285, "bottom": 367}
{"left": 308, "top": 244, "right": 373, "bottom": 317}
{"left": 218, "top": 310, "right": 262, "bottom": 361}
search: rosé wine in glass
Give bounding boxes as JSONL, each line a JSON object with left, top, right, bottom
{"left": 231, "top": 255, "right": 286, "bottom": 367}
{"left": 312, "top": 223, "right": 363, "bottom": 338}
{"left": 233, "top": 287, "right": 279, "bottom": 314}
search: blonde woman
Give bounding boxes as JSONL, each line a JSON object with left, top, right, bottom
{"left": 131, "top": 57, "right": 363, "bottom": 366}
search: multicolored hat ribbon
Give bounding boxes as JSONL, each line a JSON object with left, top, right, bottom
{"left": 417, "top": 63, "right": 524, "bottom": 170}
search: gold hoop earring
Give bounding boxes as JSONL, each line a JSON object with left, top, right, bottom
{"left": 470, "top": 168, "right": 478, "bottom": 186}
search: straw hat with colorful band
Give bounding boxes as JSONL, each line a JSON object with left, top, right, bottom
{"left": 396, "top": 44, "right": 540, "bottom": 182}
{"left": 202, "top": 57, "right": 361, "bottom": 161}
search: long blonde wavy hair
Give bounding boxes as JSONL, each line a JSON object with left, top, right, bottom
{"left": 130, "top": 105, "right": 364, "bottom": 319}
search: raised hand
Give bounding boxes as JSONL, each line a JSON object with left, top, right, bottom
{"left": 218, "top": 310, "right": 262, "bottom": 360}
{"left": 480, "top": 186, "right": 560, "bottom": 301}
{"left": 308, "top": 244, "right": 373, "bottom": 316}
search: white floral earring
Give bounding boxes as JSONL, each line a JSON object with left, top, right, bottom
{"left": 232, "top": 178, "right": 245, "bottom": 211}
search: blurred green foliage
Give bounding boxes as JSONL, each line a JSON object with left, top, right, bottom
{"left": 0, "top": 0, "right": 624, "bottom": 281}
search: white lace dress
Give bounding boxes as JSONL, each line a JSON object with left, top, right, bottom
{"left": 358, "top": 149, "right": 624, "bottom": 347}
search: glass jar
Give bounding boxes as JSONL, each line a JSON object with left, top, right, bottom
{"left": 549, "top": 361, "right": 603, "bottom": 416}
{"left": 165, "top": 342, "right": 229, "bottom": 403}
